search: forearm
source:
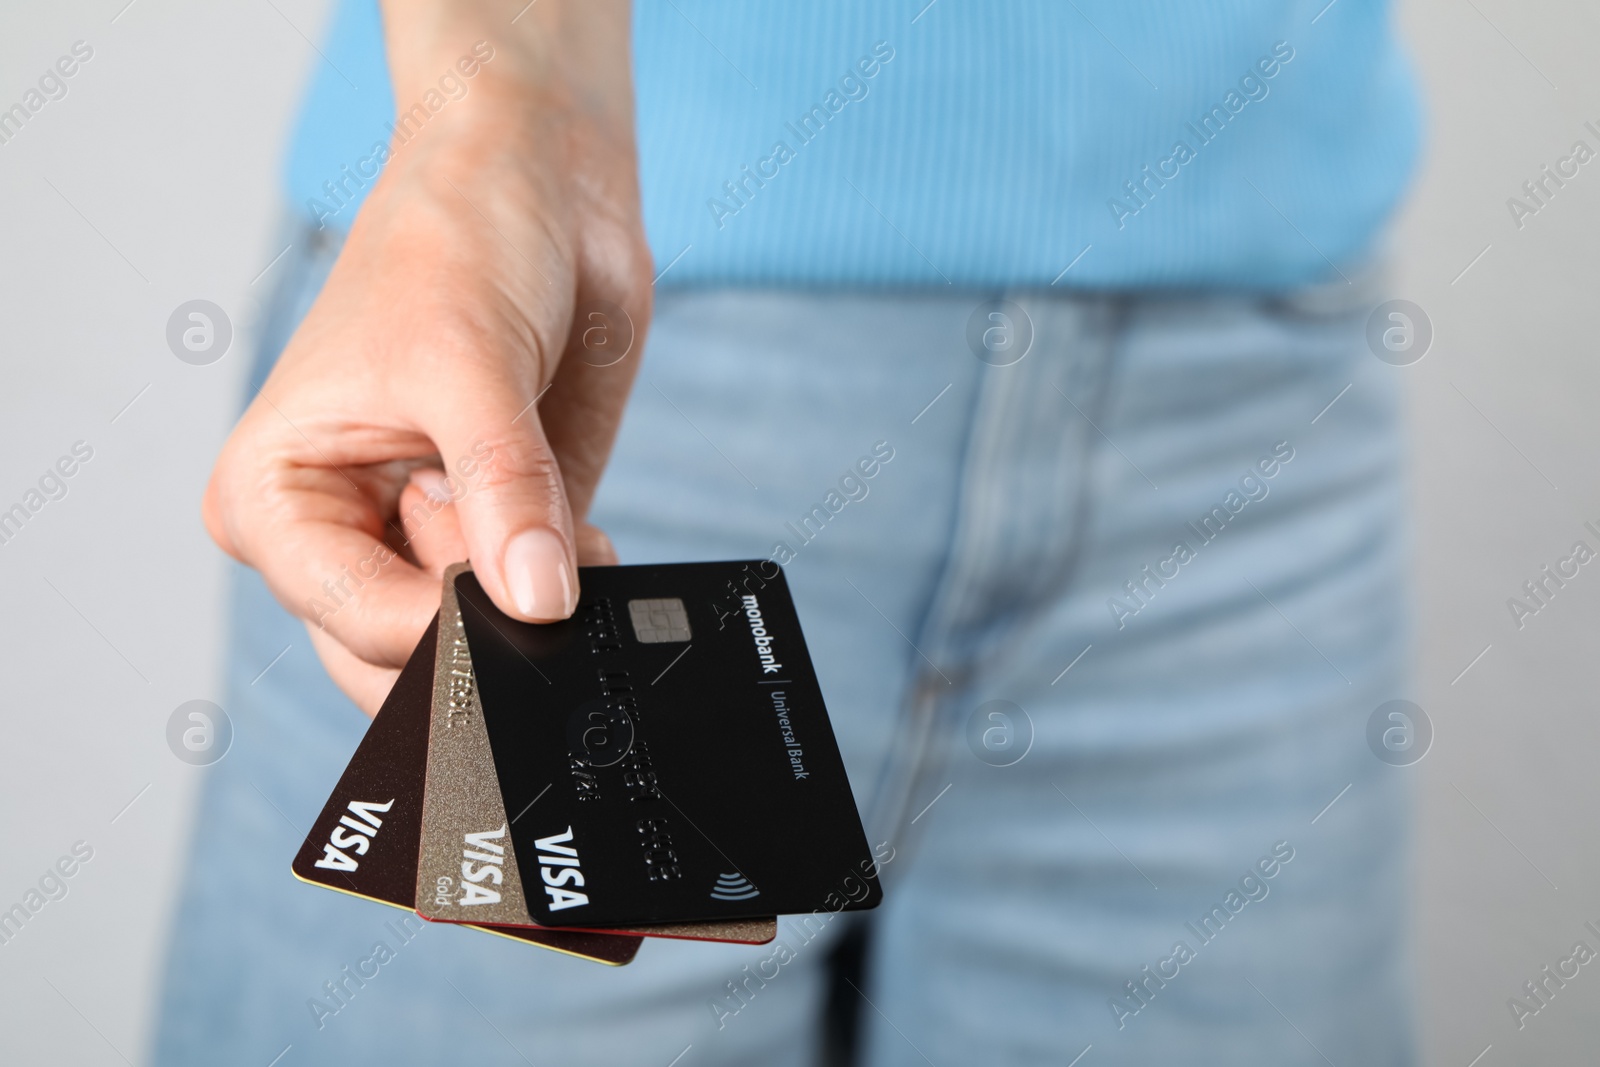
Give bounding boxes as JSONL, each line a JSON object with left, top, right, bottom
{"left": 378, "top": 0, "right": 635, "bottom": 128}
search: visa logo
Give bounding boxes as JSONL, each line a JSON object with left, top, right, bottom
{"left": 312, "top": 799, "right": 394, "bottom": 872}
{"left": 537, "top": 826, "right": 590, "bottom": 911}
{"left": 458, "top": 825, "right": 508, "bottom": 906}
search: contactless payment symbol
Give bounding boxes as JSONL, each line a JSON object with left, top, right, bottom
{"left": 710, "top": 872, "right": 760, "bottom": 901}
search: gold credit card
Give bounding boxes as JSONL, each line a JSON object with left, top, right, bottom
{"left": 416, "top": 563, "right": 536, "bottom": 928}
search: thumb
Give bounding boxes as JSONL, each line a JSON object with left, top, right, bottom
{"left": 421, "top": 373, "right": 578, "bottom": 623}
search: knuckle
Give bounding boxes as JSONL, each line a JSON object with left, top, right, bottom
{"left": 584, "top": 217, "right": 655, "bottom": 320}
{"left": 614, "top": 234, "right": 656, "bottom": 324}
{"left": 467, "top": 434, "right": 564, "bottom": 499}
{"left": 620, "top": 237, "right": 655, "bottom": 303}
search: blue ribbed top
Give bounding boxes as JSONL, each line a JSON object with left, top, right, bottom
{"left": 287, "top": 0, "right": 1422, "bottom": 290}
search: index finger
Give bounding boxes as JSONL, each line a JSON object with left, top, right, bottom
{"left": 211, "top": 443, "right": 441, "bottom": 669}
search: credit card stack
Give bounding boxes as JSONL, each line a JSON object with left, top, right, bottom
{"left": 292, "top": 560, "right": 882, "bottom": 965}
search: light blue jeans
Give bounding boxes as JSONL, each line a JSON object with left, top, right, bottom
{"left": 153, "top": 225, "right": 1415, "bottom": 1065}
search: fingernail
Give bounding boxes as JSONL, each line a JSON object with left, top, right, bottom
{"left": 409, "top": 468, "right": 454, "bottom": 504}
{"left": 503, "top": 527, "right": 575, "bottom": 619}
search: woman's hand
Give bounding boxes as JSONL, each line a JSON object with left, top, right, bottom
{"left": 203, "top": 0, "right": 649, "bottom": 713}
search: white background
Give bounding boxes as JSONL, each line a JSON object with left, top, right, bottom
{"left": 0, "top": 1, "right": 1595, "bottom": 1063}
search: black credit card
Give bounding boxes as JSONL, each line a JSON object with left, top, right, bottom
{"left": 419, "top": 565, "right": 778, "bottom": 945}
{"left": 457, "top": 560, "right": 883, "bottom": 927}
{"left": 290, "top": 613, "right": 643, "bottom": 966}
